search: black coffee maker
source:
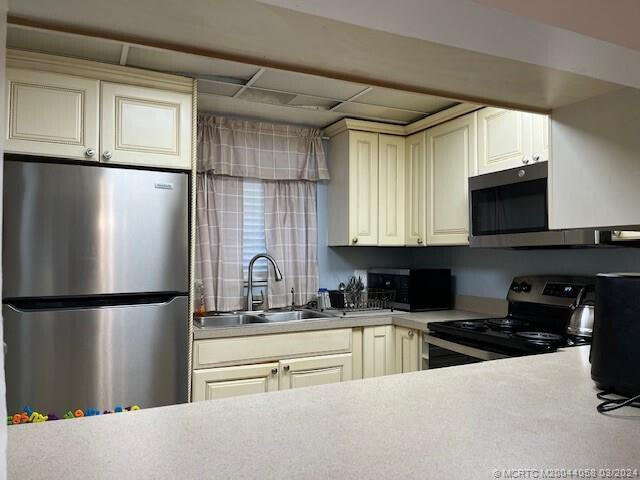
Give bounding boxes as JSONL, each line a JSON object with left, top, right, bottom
{"left": 591, "top": 273, "right": 640, "bottom": 397}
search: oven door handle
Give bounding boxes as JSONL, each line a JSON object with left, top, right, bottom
{"left": 424, "top": 334, "right": 509, "bottom": 361}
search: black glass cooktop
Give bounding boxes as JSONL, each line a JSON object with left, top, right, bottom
{"left": 428, "top": 317, "right": 590, "bottom": 356}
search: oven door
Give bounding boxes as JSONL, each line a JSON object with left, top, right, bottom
{"left": 468, "top": 162, "right": 563, "bottom": 247}
{"left": 423, "top": 334, "right": 509, "bottom": 369}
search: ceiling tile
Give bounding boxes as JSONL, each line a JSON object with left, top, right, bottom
{"left": 7, "top": 26, "right": 122, "bottom": 64}
{"left": 198, "top": 94, "right": 343, "bottom": 128}
{"left": 253, "top": 69, "right": 366, "bottom": 101}
{"left": 286, "top": 95, "right": 337, "bottom": 109}
{"left": 197, "top": 80, "right": 242, "bottom": 97}
{"left": 334, "top": 102, "right": 424, "bottom": 123}
{"left": 126, "top": 47, "right": 260, "bottom": 80}
{"left": 236, "top": 87, "right": 297, "bottom": 106}
{"left": 357, "top": 87, "right": 459, "bottom": 113}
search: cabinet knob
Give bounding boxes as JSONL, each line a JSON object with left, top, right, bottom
{"left": 271, "top": 368, "right": 278, "bottom": 375}
{"left": 85, "top": 148, "right": 96, "bottom": 158}
{"left": 408, "top": 330, "right": 414, "bottom": 338}
{"left": 417, "top": 238, "right": 423, "bottom": 245}
{"left": 283, "top": 365, "right": 290, "bottom": 371}
{"left": 352, "top": 237, "right": 358, "bottom": 244}
{"left": 102, "top": 151, "right": 113, "bottom": 160}
{"left": 518, "top": 169, "right": 526, "bottom": 178}
{"left": 522, "top": 157, "right": 530, "bottom": 165}
{"left": 533, "top": 155, "right": 540, "bottom": 162}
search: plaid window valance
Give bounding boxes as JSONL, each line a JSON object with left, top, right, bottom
{"left": 197, "top": 114, "right": 330, "bottom": 181}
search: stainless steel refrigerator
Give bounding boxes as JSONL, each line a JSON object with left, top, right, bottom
{"left": 3, "top": 159, "right": 189, "bottom": 414}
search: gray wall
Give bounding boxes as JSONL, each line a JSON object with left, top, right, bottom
{"left": 411, "top": 246, "right": 640, "bottom": 299}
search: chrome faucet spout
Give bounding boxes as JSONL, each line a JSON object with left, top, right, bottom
{"left": 247, "top": 253, "right": 283, "bottom": 311}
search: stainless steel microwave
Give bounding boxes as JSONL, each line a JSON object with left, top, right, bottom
{"left": 468, "top": 162, "right": 600, "bottom": 248}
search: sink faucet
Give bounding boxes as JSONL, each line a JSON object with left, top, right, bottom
{"left": 247, "top": 253, "right": 283, "bottom": 311}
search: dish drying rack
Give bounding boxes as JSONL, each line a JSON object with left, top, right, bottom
{"left": 327, "top": 287, "right": 396, "bottom": 312}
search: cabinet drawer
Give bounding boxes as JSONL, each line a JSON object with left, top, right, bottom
{"left": 194, "top": 328, "right": 353, "bottom": 368}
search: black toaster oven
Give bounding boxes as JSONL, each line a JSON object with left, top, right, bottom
{"left": 367, "top": 268, "right": 451, "bottom": 312}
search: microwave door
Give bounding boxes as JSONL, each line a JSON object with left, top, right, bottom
{"left": 469, "top": 163, "right": 554, "bottom": 247}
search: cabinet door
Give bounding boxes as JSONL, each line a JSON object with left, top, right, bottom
{"left": 378, "top": 134, "right": 405, "bottom": 246}
{"left": 279, "top": 354, "right": 353, "bottom": 390}
{"left": 348, "top": 131, "right": 379, "bottom": 246}
{"left": 530, "top": 113, "right": 549, "bottom": 163}
{"left": 405, "top": 132, "right": 427, "bottom": 246}
{"left": 426, "top": 112, "right": 476, "bottom": 245}
{"left": 5, "top": 68, "right": 99, "bottom": 161}
{"left": 192, "top": 363, "right": 279, "bottom": 401}
{"left": 477, "top": 107, "right": 530, "bottom": 175}
{"left": 101, "top": 82, "right": 192, "bottom": 169}
{"left": 362, "top": 325, "right": 395, "bottom": 378}
{"left": 394, "top": 327, "right": 420, "bottom": 374}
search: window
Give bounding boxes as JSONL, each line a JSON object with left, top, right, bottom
{"left": 242, "top": 178, "right": 267, "bottom": 282}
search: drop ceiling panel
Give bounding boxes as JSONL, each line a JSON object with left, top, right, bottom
{"left": 253, "top": 69, "right": 365, "bottom": 101}
{"left": 236, "top": 87, "right": 297, "bottom": 106}
{"left": 199, "top": 93, "right": 343, "bottom": 128}
{"left": 287, "top": 95, "right": 336, "bottom": 109}
{"left": 7, "top": 26, "right": 122, "bottom": 64}
{"left": 357, "top": 87, "right": 459, "bottom": 113}
{"left": 334, "top": 102, "right": 424, "bottom": 123}
{"left": 197, "top": 80, "right": 242, "bottom": 97}
{"left": 126, "top": 47, "right": 260, "bottom": 80}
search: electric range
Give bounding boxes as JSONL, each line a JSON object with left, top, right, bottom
{"left": 425, "top": 275, "right": 594, "bottom": 368}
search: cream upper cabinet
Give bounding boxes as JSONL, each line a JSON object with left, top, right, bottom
{"left": 5, "top": 68, "right": 99, "bottom": 161}
{"left": 405, "top": 131, "right": 427, "bottom": 246}
{"left": 101, "top": 82, "right": 192, "bottom": 169}
{"left": 327, "top": 130, "right": 379, "bottom": 246}
{"left": 426, "top": 112, "right": 477, "bottom": 245}
{"left": 362, "top": 325, "right": 395, "bottom": 378}
{"left": 530, "top": 113, "right": 549, "bottom": 163}
{"left": 279, "top": 354, "right": 353, "bottom": 390}
{"left": 349, "top": 131, "right": 379, "bottom": 246}
{"left": 378, "top": 134, "right": 406, "bottom": 246}
{"left": 192, "top": 363, "right": 279, "bottom": 401}
{"left": 394, "top": 327, "right": 420, "bottom": 374}
{"left": 477, "top": 107, "right": 530, "bottom": 175}
{"left": 477, "top": 107, "right": 549, "bottom": 174}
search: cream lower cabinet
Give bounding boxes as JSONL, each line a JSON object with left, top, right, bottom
{"left": 5, "top": 68, "right": 99, "bottom": 161}
{"left": 192, "top": 363, "right": 279, "bottom": 401}
{"left": 394, "top": 327, "right": 420, "bottom": 374}
{"left": 426, "top": 112, "right": 477, "bottom": 245}
{"left": 101, "top": 82, "right": 192, "bottom": 169}
{"left": 404, "top": 131, "right": 427, "bottom": 246}
{"left": 477, "top": 107, "right": 548, "bottom": 175}
{"left": 192, "top": 354, "right": 352, "bottom": 401}
{"left": 362, "top": 325, "right": 396, "bottom": 378}
{"left": 279, "top": 354, "right": 353, "bottom": 390}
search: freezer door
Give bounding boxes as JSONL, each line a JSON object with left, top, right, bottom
{"left": 3, "top": 160, "right": 188, "bottom": 298}
{"left": 3, "top": 296, "right": 188, "bottom": 414}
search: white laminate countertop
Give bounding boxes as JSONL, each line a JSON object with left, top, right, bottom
{"left": 193, "top": 309, "right": 488, "bottom": 339}
{"left": 8, "top": 346, "right": 640, "bottom": 479}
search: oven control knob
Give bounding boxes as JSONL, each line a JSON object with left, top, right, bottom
{"left": 520, "top": 282, "right": 532, "bottom": 293}
{"left": 510, "top": 281, "right": 521, "bottom": 292}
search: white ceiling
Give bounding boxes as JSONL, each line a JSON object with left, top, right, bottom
{"left": 6, "top": 24, "right": 461, "bottom": 128}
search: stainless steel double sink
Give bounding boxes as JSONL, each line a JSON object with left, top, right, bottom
{"left": 195, "top": 309, "right": 334, "bottom": 328}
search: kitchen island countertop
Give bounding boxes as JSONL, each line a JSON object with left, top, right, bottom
{"left": 8, "top": 346, "right": 640, "bottom": 479}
